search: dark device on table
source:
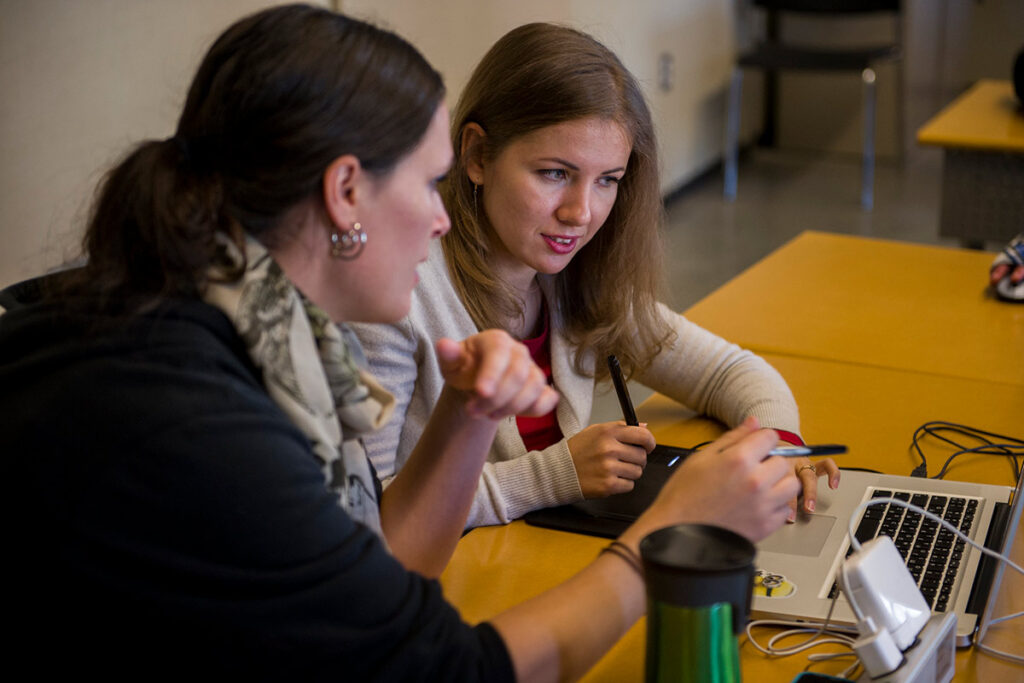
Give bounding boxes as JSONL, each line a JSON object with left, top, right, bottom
{"left": 522, "top": 356, "right": 692, "bottom": 538}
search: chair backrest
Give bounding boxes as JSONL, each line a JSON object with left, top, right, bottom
{"left": 0, "top": 269, "right": 80, "bottom": 313}
{"left": 753, "top": 0, "right": 902, "bottom": 50}
{"left": 0, "top": 277, "right": 44, "bottom": 312}
{"left": 753, "top": 0, "right": 899, "bottom": 12}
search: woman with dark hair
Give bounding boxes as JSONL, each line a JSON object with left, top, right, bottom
{"left": 353, "top": 22, "right": 839, "bottom": 529}
{"left": 1, "top": 6, "right": 800, "bottom": 680}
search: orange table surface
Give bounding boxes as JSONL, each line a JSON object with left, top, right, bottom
{"left": 441, "top": 354, "right": 1024, "bottom": 681}
{"left": 917, "top": 79, "right": 1024, "bottom": 153}
{"left": 683, "top": 231, "right": 1024, "bottom": 387}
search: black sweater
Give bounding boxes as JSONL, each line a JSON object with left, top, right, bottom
{"left": 0, "top": 296, "right": 513, "bottom": 682}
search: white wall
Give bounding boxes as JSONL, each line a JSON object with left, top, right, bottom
{"left": 0, "top": 0, "right": 326, "bottom": 289}
{"left": 0, "top": 0, "right": 747, "bottom": 288}
{"left": 341, "top": 0, "right": 748, "bottom": 196}
{"left": 4, "top": 0, "right": 1020, "bottom": 289}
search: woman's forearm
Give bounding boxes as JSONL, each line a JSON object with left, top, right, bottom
{"left": 490, "top": 547, "right": 646, "bottom": 683}
{"left": 380, "top": 384, "right": 498, "bottom": 577}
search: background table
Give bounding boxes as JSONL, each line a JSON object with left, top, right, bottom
{"left": 916, "top": 79, "right": 1024, "bottom": 247}
{"left": 683, "top": 231, "right": 1024, "bottom": 386}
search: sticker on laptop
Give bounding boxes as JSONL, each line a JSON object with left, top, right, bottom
{"left": 753, "top": 569, "right": 796, "bottom": 598}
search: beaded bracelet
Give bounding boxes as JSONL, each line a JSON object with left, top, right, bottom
{"left": 600, "top": 540, "right": 644, "bottom": 578}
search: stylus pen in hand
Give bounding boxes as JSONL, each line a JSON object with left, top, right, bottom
{"left": 607, "top": 355, "right": 846, "bottom": 458}
{"left": 607, "top": 355, "right": 638, "bottom": 426}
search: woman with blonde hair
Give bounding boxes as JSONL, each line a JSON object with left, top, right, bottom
{"left": 353, "top": 22, "right": 839, "bottom": 527}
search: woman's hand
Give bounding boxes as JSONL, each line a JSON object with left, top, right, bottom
{"left": 627, "top": 417, "right": 800, "bottom": 543}
{"left": 788, "top": 456, "right": 841, "bottom": 522}
{"left": 436, "top": 332, "right": 558, "bottom": 420}
{"left": 991, "top": 262, "right": 1024, "bottom": 286}
{"left": 990, "top": 235, "right": 1024, "bottom": 290}
{"left": 567, "top": 422, "right": 655, "bottom": 497}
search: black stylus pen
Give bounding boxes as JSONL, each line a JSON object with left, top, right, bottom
{"left": 607, "top": 355, "right": 638, "bottom": 426}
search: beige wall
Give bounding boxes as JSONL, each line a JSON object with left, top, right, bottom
{"left": 3, "top": 0, "right": 1021, "bottom": 289}
{"left": 1, "top": 0, "right": 746, "bottom": 288}
{"left": 343, "top": 0, "right": 748, "bottom": 197}
{"left": 0, "top": 0, "right": 326, "bottom": 288}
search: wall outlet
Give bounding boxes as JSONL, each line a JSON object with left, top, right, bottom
{"left": 658, "top": 52, "right": 674, "bottom": 92}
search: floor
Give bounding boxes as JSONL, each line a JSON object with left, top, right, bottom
{"left": 591, "top": 120, "right": 974, "bottom": 423}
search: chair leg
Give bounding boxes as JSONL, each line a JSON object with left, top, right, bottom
{"left": 895, "top": 57, "right": 906, "bottom": 166}
{"left": 861, "top": 67, "right": 876, "bottom": 211}
{"left": 724, "top": 67, "right": 742, "bottom": 201}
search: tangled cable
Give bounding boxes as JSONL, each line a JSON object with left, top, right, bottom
{"left": 909, "top": 421, "right": 1024, "bottom": 480}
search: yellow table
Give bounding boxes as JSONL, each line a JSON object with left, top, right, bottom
{"left": 916, "top": 79, "right": 1024, "bottom": 246}
{"left": 917, "top": 79, "right": 1024, "bottom": 153}
{"left": 440, "top": 355, "right": 1024, "bottom": 681}
{"left": 646, "top": 353, "right": 1024, "bottom": 486}
{"left": 683, "top": 231, "right": 1024, "bottom": 387}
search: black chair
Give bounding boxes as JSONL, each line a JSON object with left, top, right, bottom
{"left": 0, "top": 276, "right": 47, "bottom": 312}
{"left": 723, "top": 0, "right": 903, "bottom": 210}
{"left": 0, "top": 269, "right": 80, "bottom": 312}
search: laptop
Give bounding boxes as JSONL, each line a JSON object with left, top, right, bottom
{"left": 750, "top": 468, "right": 1018, "bottom": 647}
{"left": 524, "top": 452, "right": 1019, "bottom": 648}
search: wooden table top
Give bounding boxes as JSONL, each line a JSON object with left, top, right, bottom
{"left": 441, "top": 353, "right": 1024, "bottom": 681}
{"left": 645, "top": 353, "right": 1024, "bottom": 485}
{"left": 682, "top": 231, "right": 1024, "bottom": 387}
{"left": 917, "top": 79, "right": 1024, "bottom": 153}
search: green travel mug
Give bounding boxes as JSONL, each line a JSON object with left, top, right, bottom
{"left": 640, "top": 524, "right": 756, "bottom": 683}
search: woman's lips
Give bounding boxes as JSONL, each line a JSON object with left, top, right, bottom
{"left": 542, "top": 234, "right": 578, "bottom": 255}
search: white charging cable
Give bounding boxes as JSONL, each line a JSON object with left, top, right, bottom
{"left": 847, "top": 498, "right": 1024, "bottom": 664}
{"left": 745, "top": 575, "right": 862, "bottom": 678}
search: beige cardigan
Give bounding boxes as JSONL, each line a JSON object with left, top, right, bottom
{"left": 350, "top": 240, "right": 801, "bottom": 528}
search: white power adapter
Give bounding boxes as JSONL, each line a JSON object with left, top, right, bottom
{"left": 856, "top": 613, "right": 957, "bottom": 683}
{"left": 839, "top": 536, "right": 932, "bottom": 678}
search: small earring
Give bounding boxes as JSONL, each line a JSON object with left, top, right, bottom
{"left": 472, "top": 183, "right": 479, "bottom": 216}
{"left": 330, "top": 222, "right": 367, "bottom": 260}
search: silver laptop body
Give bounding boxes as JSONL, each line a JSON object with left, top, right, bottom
{"left": 751, "top": 469, "right": 1016, "bottom": 647}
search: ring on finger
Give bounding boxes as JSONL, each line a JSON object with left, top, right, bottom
{"left": 798, "top": 464, "right": 816, "bottom": 475}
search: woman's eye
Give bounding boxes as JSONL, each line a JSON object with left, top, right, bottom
{"left": 539, "top": 169, "right": 567, "bottom": 181}
{"left": 598, "top": 175, "right": 621, "bottom": 188}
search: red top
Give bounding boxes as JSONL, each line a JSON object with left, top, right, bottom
{"left": 515, "top": 308, "right": 563, "bottom": 452}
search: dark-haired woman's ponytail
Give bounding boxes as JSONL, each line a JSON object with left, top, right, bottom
{"left": 71, "top": 137, "right": 233, "bottom": 313}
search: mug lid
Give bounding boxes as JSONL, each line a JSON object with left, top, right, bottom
{"left": 640, "top": 523, "right": 755, "bottom": 573}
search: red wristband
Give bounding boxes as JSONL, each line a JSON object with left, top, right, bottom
{"left": 773, "top": 429, "right": 804, "bottom": 446}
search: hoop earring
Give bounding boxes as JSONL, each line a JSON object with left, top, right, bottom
{"left": 330, "top": 222, "right": 367, "bottom": 260}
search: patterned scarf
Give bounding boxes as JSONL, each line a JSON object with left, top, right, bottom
{"left": 203, "top": 235, "right": 395, "bottom": 538}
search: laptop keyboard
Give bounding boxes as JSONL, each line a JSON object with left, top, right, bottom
{"left": 828, "top": 489, "right": 978, "bottom": 613}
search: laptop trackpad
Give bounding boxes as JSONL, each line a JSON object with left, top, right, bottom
{"left": 758, "top": 514, "right": 836, "bottom": 557}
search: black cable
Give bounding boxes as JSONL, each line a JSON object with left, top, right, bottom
{"left": 931, "top": 444, "right": 1022, "bottom": 481}
{"left": 909, "top": 421, "right": 1024, "bottom": 480}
